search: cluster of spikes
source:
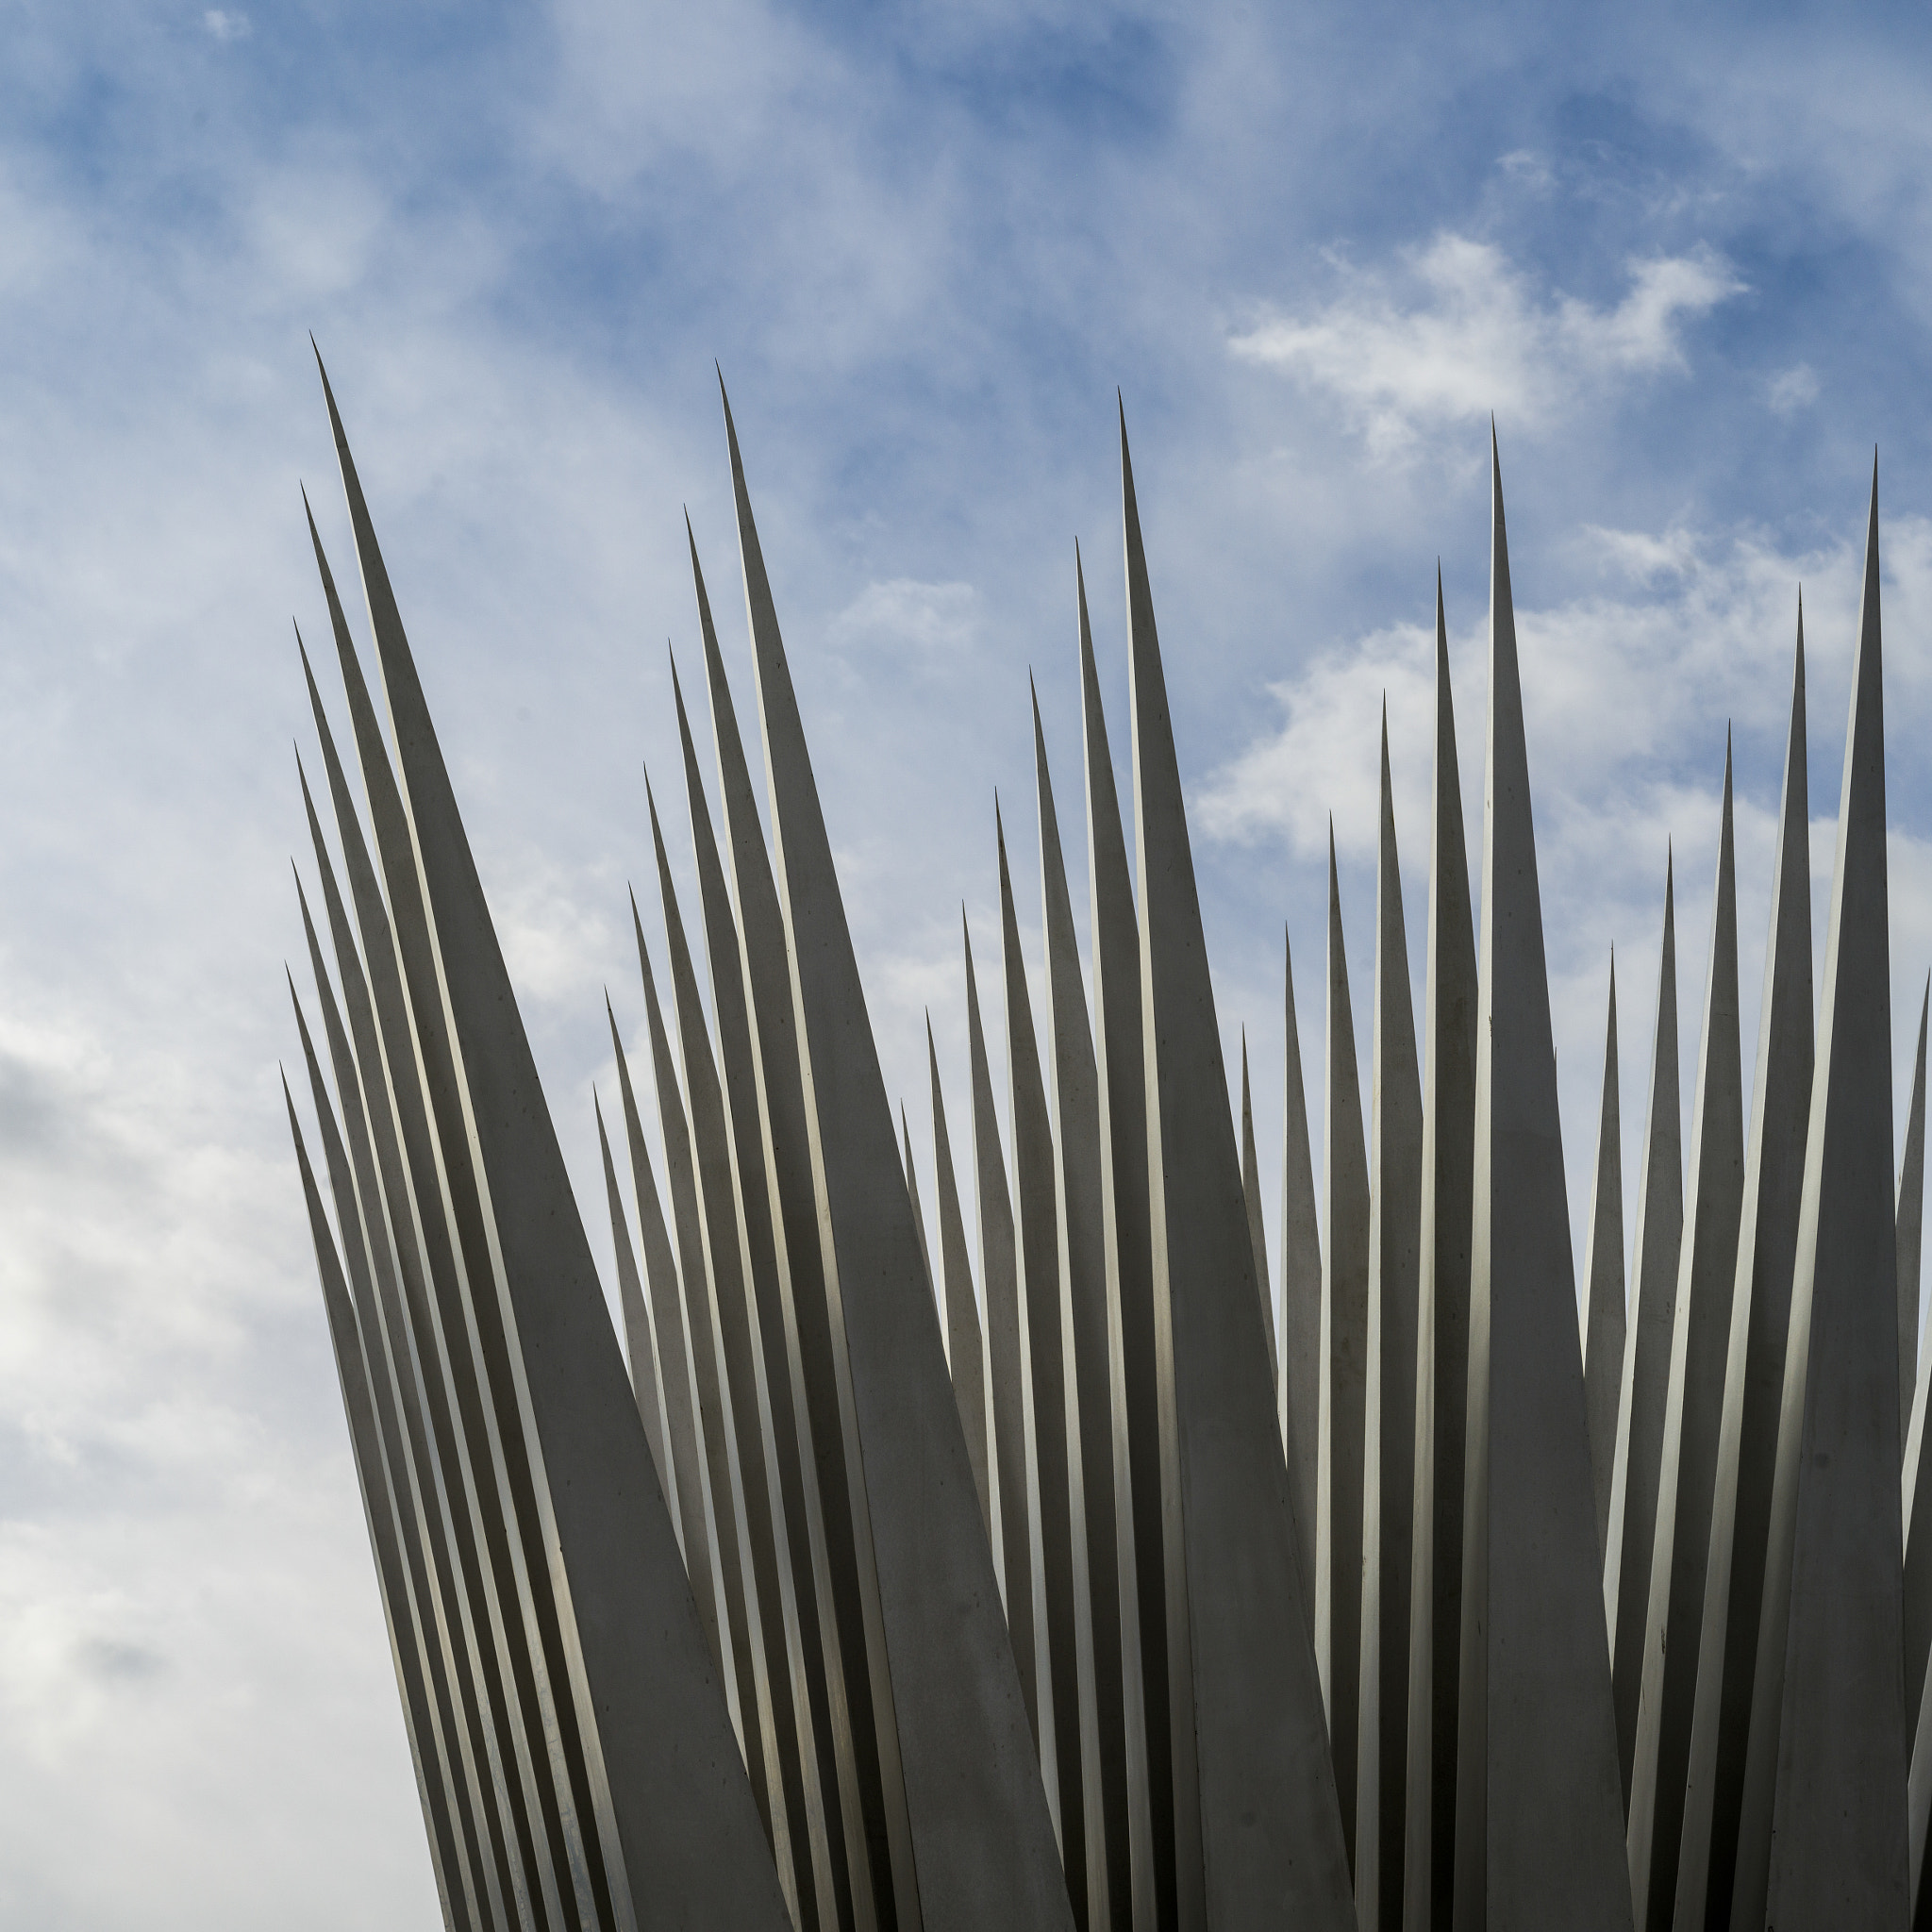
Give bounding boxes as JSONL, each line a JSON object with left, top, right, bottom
{"left": 283, "top": 341, "right": 1927, "bottom": 1931}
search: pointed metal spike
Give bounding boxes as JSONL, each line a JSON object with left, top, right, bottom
{"left": 1604, "top": 853, "right": 1683, "bottom": 1809}
{"left": 673, "top": 636, "right": 856, "bottom": 1932}
{"left": 930, "top": 1018, "right": 995, "bottom": 1540}
{"left": 1032, "top": 686, "right": 1151, "bottom": 1926}
{"left": 694, "top": 519, "right": 896, "bottom": 1932}
{"left": 1121, "top": 403, "right": 1351, "bottom": 1924}
{"left": 1402, "top": 564, "right": 1477, "bottom": 1932}
{"left": 727, "top": 395, "right": 1071, "bottom": 1928}
{"left": 1627, "top": 744, "right": 1745, "bottom": 1930}
{"left": 1358, "top": 716, "right": 1423, "bottom": 1932}
{"left": 1281, "top": 922, "right": 1324, "bottom": 1629}
{"left": 1582, "top": 960, "right": 1625, "bottom": 1562}
{"left": 1322, "top": 826, "right": 1371, "bottom": 1872}
{"left": 1737, "top": 454, "right": 1909, "bottom": 1928}
{"left": 967, "top": 909, "right": 1045, "bottom": 1740}
{"left": 283, "top": 1064, "right": 475, "bottom": 1932}
{"left": 1240, "top": 1032, "right": 1276, "bottom": 1382}
{"left": 904, "top": 1106, "right": 935, "bottom": 1299}
{"left": 1901, "top": 978, "right": 1929, "bottom": 1453}
{"left": 1672, "top": 610, "right": 1813, "bottom": 1932}
{"left": 1078, "top": 543, "right": 1181, "bottom": 1931}
{"left": 595, "top": 1090, "right": 674, "bottom": 1511}
{"left": 1455, "top": 430, "right": 1631, "bottom": 1929}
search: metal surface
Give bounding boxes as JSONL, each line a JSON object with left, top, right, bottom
{"left": 1281, "top": 921, "right": 1324, "bottom": 1637}
{"left": 1582, "top": 964, "right": 1625, "bottom": 1564}
{"left": 1902, "top": 981, "right": 1929, "bottom": 1457}
{"left": 1241, "top": 1038, "right": 1276, "bottom": 1384}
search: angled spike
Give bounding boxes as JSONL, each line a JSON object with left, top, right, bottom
{"left": 1282, "top": 922, "right": 1324, "bottom": 1629}
{"left": 1735, "top": 465, "right": 1909, "bottom": 1925}
{"left": 1671, "top": 610, "right": 1813, "bottom": 1932}
{"left": 297, "top": 608, "right": 568, "bottom": 1928}
{"left": 649, "top": 773, "right": 831, "bottom": 1926}
{"left": 1078, "top": 541, "right": 1181, "bottom": 1928}
{"left": 1358, "top": 710, "right": 1424, "bottom": 1932}
{"left": 724, "top": 379, "right": 1073, "bottom": 1928}
{"left": 1402, "top": 564, "right": 1477, "bottom": 1932}
{"left": 316, "top": 358, "right": 796, "bottom": 1927}
{"left": 1603, "top": 852, "right": 1683, "bottom": 1807}
{"left": 695, "top": 516, "right": 897, "bottom": 1932}
{"left": 930, "top": 1017, "right": 995, "bottom": 1541}
{"left": 1241, "top": 1034, "right": 1276, "bottom": 1383}
{"left": 1033, "top": 679, "right": 1150, "bottom": 1929}
{"left": 1902, "top": 979, "right": 1929, "bottom": 1453}
{"left": 633, "top": 881, "right": 778, "bottom": 1845}
{"left": 283, "top": 1067, "right": 473, "bottom": 1932}
{"left": 1453, "top": 427, "right": 1630, "bottom": 1929}
{"left": 967, "top": 909, "right": 1047, "bottom": 1740}
{"left": 1121, "top": 400, "right": 1351, "bottom": 1924}
{"left": 999, "top": 800, "right": 1093, "bottom": 1918}
{"left": 595, "top": 1087, "right": 675, "bottom": 1510}
{"left": 1626, "top": 742, "right": 1745, "bottom": 1930}
{"left": 1582, "top": 961, "right": 1626, "bottom": 1562}
{"left": 905, "top": 1106, "right": 935, "bottom": 1299}
{"left": 1323, "top": 823, "right": 1372, "bottom": 1868}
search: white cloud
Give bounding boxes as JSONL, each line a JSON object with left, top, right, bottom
{"left": 1228, "top": 234, "right": 1744, "bottom": 456}
{"left": 202, "top": 10, "right": 251, "bottom": 42}
{"left": 1769, "top": 361, "right": 1822, "bottom": 413}
{"left": 832, "top": 577, "right": 980, "bottom": 656}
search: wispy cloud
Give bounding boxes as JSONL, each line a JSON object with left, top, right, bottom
{"left": 202, "top": 10, "right": 251, "bottom": 42}
{"left": 1229, "top": 234, "right": 1744, "bottom": 456}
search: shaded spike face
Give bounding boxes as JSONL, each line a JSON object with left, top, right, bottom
{"left": 1455, "top": 432, "right": 1629, "bottom": 1931}
{"left": 1902, "top": 982, "right": 1929, "bottom": 1459}
{"left": 1403, "top": 575, "right": 1476, "bottom": 1932}
{"left": 1077, "top": 551, "right": 1180, "bottom": 1930}
{"left": 1120, "top": 407, "right": 1351, "bottom": 1927}
{"left": 1737, "top": 468, "right": 1909, "bottom": 1930}
{"left": 1240, "top": 1037, "right": 1277, "bottom": 1385}
{"left": 1671, "top": 618, "right": 1810, "bottom": 1932}
{"left": 1322, "top": 828, "right": 1372, "bottom": 1870}
{"left": 1604, "top": 855, "right": 1683, "bottom": 1810}
{"left": 1358, "top": 724, "right": 1424, "bottom": 1932}
{"left": 1281, "top": 924, "right": 1324, "bottom": 1636}
{"left": 1581, "top": 964, "right": 1625, "bottom": 1563}
{"left": 1034, "top": 688, "right": 1150, "bottom": 1928}
{"left": 308, "top": 359, "right": 791, "bottom": 1931}
{"left": 1625, "top": 749, "right": 1744, "bottom": 1932}
{"left": 594, "top": 1089, "right": 674, "bottom": 1512}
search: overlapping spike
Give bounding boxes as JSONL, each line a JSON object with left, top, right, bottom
{"left": 1582, "top": 963, "right": 1625, "bottom": 1562}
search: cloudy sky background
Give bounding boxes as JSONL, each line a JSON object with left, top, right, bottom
{"left": 4, "top": 2, "right": 1932, "bottom": 1923}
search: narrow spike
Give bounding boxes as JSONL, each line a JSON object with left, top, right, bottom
{"left": 1034, "top": 679, "right": 1150, "bottom": 1926}
{"left": 1626, "top": 743, "right": 1744, "bottom": 1929}
{"left": 1906, "top": 990, "right": 1932, "bottom": 1829}
{"left": 1603, "top": 854, "right": 1683, "bottom": 1808}
{"left": 1453, "top": 427, "right": 1630, "bottom": 1929}
{"left": 1358, "top": 714, "right": 1423, "bottom": 1932}
{"left": 1402, "top": 564, "right": 1477, "bottom": 1932}
{"left": 930, "top": 1018, "right": 995, "bottom": 1542}
{"left": 1901, "top": 979, "right": 1929, "bottom": 1454}
{"left": 999, "top": 801, "right": 1093, "bottom": 1919}
{"left": 724, "top": 381, "right": 1073, "bottom": 1928}
{"left": 1671, "top": 609, "right": 1812, "bottom": 1931}
{"left": 1737, "top": 457, "right": 1908, "bottom": 1927}
{"left": 1078, "top": 543, "right": 1180, "bottom": 1928}
{"left": 905, "top": 1107, "right": 935, "bottom": 1302}
{"left": 1282, "top": 924, "right": 1324, "bottom": 1631}
{"left": 315, "top": 358, "right": 792, "bottom": 1928}
{"left": 1121, "top": 401, "right": 1351, "bottom": 1924}
{"left": 1582, "top": 962, "right": 1625, "bottom": 1561}
{"left": 1323, "top": 825, "right": 1372, "bottom": 1869}
{"left": 1240, "top": 1033, "right": 1276, "bottom": 1382}
{"left": 595, "top": 1088, "right": 674, "bottom": 1511}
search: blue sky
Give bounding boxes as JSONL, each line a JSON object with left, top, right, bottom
{"left": 4, "top": 3, "right": 1932, "bottom": 1924}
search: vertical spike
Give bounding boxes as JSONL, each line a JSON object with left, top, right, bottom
{"left": 1453, "top": 428, "right": 1630, "bottom": 1929}
{"left": 1121, "top": 402, "right": 1352, "bottom": 1924}
{"left": 1672, "top": 613, "right": 1812, "bottom": 1932}
{"left": 1359, "top": 714, "right": 1424, "bottom": 1931}
{"left": 595, "top": 1088, "right": 675, "bottom": 1510}
{"left": 724, "top": 381, "right": 1073, "bottom": 1929}
{"left": 1901, "top": 980, "right": 1929, "bottom": 1454}
{"left": 1626, "top": 744, "right": 1744, "bottom": 1929}
{"left": 1582, "top": 963, "right": 1626, "bottom": 1562}
{"left": 931, "top": 1020, "right": 995, "bottom": 1544}
{"left": 1737, "top": 458, "right": 1909, "bottom": 1927}
{"left": 905, "top": 1107, "right": 935, "bottom": 1301}
{"left": 1241, "top": 1035, "right": 1276, "bottom": 1384}
{"left": 1323, "top": 825, "right": 1372, "bottom": 1868}
{"left": 283, "top": 1069, "right": 473, "bottom": 1932}
{"left": 1282, "top": 924, "right": 1324, "bottom": 1632}
{"left": 1603, "top": 855, "right": 1683, "bottom": 1808}
{"left": 1403, "top": 567, "right": 1477, "bottom": 1932}
{"left": 1034, "top": 681, "right": 1151, "bottom": 1928}
{"left": 1000, "top": 802, "right": 1094, "bottom": 1920}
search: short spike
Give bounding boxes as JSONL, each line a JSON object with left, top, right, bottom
{"left": 930, "top": 1017, "right": 995, "bottom": 1541}
{"left": 1281, "top": 923, "right": 1324, "bottom": 1629}
{"left": 595, "top": 1087, "right": 674, "bottom": 1510}
{"left": 1582, "top": 962, "right": 1625, "bottom": 1560}
{"left": 1240, "top": 1034, "right": 1276, "bottom": 1382}
{"left": 905, "top": 1106, "right": 935, "bottom": 1299}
